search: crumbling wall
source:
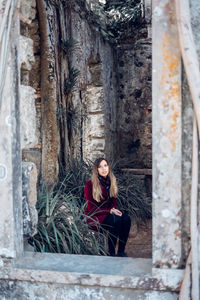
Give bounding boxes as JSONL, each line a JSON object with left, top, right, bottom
{"left": 116, "top": 37, "right": 152, "bottom": 168}
{"left": 114, "top": 0, "right": 152, "bottom": 168}
{"left": 69, "top": 4, "right": 117, "bottom": 163}
{"left": 181, "top": 0, "right": 200, "bottom": 262}
{"left": 19, "top": 0, "right": 117, "bottom": 184}
{"left": 20, "top": 0, "right": 41, "bottom": 173}
{"left": 19, "top": 0, "right": 152, "bottom": 181}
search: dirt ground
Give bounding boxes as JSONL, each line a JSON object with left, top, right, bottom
{"left": 126, "top": 218, "right": 152, "bottom": 258}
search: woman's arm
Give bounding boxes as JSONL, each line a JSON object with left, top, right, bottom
{"left": 110, "top": 197, "right": 122, "bottom": 216}
{"left": 110, "top": 197, "right": 117, "bottom": 209}
{"left": 84, "top": 180, "right": 93, "bottom": 202}
{"left": 84, "top": 181, "right": 113, "bottom": 216}
{"left": 84, "top": 181, "right": 103, "bottom": 215}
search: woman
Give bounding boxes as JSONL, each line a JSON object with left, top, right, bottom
{"left": 84, "top": 157, "right": 131, "bottom": 257}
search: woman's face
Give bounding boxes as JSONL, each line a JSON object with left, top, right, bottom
{"left": 97, "top": 160, "right": 109, "bottom": 178}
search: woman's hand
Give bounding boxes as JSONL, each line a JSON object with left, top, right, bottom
{"left": 111, "top": 208, "right": 122, "bottom": 216}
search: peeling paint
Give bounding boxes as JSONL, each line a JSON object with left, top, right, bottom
{"left": 152, "top": 0, "right": 182, "bottom": 268}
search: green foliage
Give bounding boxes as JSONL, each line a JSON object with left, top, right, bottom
{"left": 114, "top": 169, "right": 151, "bottom": 221}
{"left": 104, "top": 0, "right": 143, "bottom": 41}
{"left": 61, "top": 38, "right": 79, "bottom": 56}
{"left": 29, "top": 179, "right": 107, "bottom": 255}
{"left": 64, "top": 66, "right": 80, "bottom": 95}
{"left": 95, "top": 159, "right": 152, "bottom": 222}
{"left": 46, "top": 0, "right": 73, "bottom": 8}
{"left": 58, "top": 159, "right": 92, "bottom": 205}
{"left": 58, "top": 158, "right": 152, "bottom": 221}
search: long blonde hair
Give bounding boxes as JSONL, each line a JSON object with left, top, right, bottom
{"left": 91, "top": 158, "right": 118, "bottom": 202}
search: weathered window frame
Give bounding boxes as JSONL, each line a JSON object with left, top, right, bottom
{"left": 0, "top": 0, "right": 187, "bottom": 295}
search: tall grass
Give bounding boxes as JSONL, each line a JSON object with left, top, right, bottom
{"left": 29, "top": 158, "right": 151, "bottom": 255}
{"left": 112, "top": 161, "right": 152, "bottom": 221}
{"left": 29, "top": 182, "right": 107, "bottom": 255}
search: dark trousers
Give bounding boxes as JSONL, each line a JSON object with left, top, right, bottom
{"left": 101, "top": 213, "right": 131, "bottom": 255}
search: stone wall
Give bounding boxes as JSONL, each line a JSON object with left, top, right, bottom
{"left": 0, "top": 0, "right": 23, "bottom": 258}
{"left": 20, "top": 0, "right": 41, "bottom": 174}
{"left": 114, "top": 0, "right": 152, "bottom": 168}
{"left": 19, "top": 0, "right": 152, "bottom": 179}
{"left": 70, "top": 4, "right": 117, "bottom": 162}
{"left": 19, "top": 0, "right": 118, "bottom": 183}
{"left": 116, "top": 37, "right": 152, "bottom": 168}
{"left": 181, "top": 0, "right": 200, "bottom": 262}
{"left": 0, "top": 280, "right": 179, "bottom": 300}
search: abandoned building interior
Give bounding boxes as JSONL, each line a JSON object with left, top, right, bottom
{"left": 0, "top": 0, "right": 199, "bottom": 299}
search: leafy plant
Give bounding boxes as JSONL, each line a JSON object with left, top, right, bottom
{"left": 104, "top": 0, "right": 143, "bottom": 42}
{"left": 46, "top": 0, "right": 73, "bottom": 8}
{"left": 29, "top": 181, "right": 107, "bottom": 255}
{"left": 109, "top": 159, "right": 152, "bottom": 222}
{"left": 57, "top": 158, "right": 92, "bottom": 207}
{"left": 29, "top": 159, "right": 151, "bottom": 254}
{"left": 64, "top": 66, "right": 80, "bottom": 95}
{"left": 58, "top": 158, "right": 152, "bottom": 220}
{"left": 61, "top": 38, "right": 79, "bottom": 56}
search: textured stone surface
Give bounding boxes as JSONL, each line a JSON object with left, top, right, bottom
{"left": 20, "top": 0, "right": 42, "bottom": 180}
{"left": 22, "top": 162, "right": 38, "bottom": 237}
{"left": 181, "top": 69, "right": 193, "bottom": 261}
{"left": 36, "top": 1, "right": 60, "bottom": 185}
{"left": 116, "top": 40, "right": 152, "bottom": 168}
{"left": 19, "top": 35, "right": 35, "bottom": 71}
{"left": 145, "top": 0, "right": 152, "bottom": 24}
{"left": 0, "top": 2, "right": 23, "bottom": 258}
{"left": 152, "top": 0, "right": 182, "bottom": 268}
{"left": 179, "top": 0, "right": 200, "bottom": 265}
{"left": 0, "top": 252, "right": 183, "bottom": 291}
{"left": 20, "top": 85, "right": 38, "bottom": 149}
{"left": 0, "top": 252, "right": 183, "bottom": 299}
{"left": 20, "top": 0, "right": 36, "bottom": 22}
{"left": 22, "top": 149, "right": 41, "bottom": 176}
{"left": 84, "top": 86, "right": 104, "bottom": 113}
{"left": 126, "top": 219, "right": 152, "bottom": 258}
{"left": 0, "top": 280, "right": 179, "bottom": 300}
{"left": 70, "top": 5, "right": 117, "bottom": 163}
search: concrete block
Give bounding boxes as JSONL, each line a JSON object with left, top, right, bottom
{"left": 20, "top": 85, "right": 38, "bottom": 149}
{"left": 84, "top": 86, "right": 104, "bottom": 113}
{"left": 20, "top": 0, "right": 36, "bottom": 22}
{"left": 22, "top": 162, "right": 38, "bottom": 237}
{"left": 152, "top": 0, "right": 182, "bottom": 268}
{"left": 19, "top": 35, "right": 35, "bottom": 71}
{"left": 87, "top": 114, "right": 104, "bottom": 138}
{"left": 0, "top": 11, "right": 23, "bottom": 257}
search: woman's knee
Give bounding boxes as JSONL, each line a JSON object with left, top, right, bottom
{"left": 113, "top": 214, "right": 123, "bottom": 225}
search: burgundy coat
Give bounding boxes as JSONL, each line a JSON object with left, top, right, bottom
{"left": 84, "top": 180, "right": 117, "bottom": 227}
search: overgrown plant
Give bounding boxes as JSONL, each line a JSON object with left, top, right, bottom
{"left": 104, "top": 0, "right": 143, "bottom": 42}
{"left": 30, "top": 159, "right": 151, "bottom": 254}
{"left": 29, "top": 181, "right": 107, "bottom": 255}
{"left": 64, "top": 66, "right": 80, "bottom": 95}
{"left": 46, "top": 0, "right": 73, "bottom": 8}
{"left": 61, "top": 38, "right": 79, "bottom": 56}
{"left": 58, "top": 158, "right": 152, "bottom": 220}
